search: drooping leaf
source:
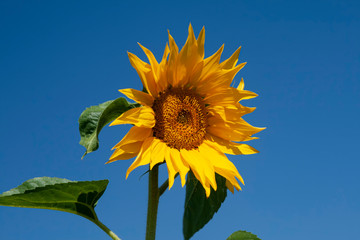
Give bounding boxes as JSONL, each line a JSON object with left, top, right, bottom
{"left": 0, "top": 177, "right": 108, "bottom": 222}
{"left": 226, "top": 230, "right": 262, "bottom": 240}
{"left": 183, "top": 171, "right": 227, "bottom": 240}
{"left": 79, "top": 97, "right": 140, "bottom": 158}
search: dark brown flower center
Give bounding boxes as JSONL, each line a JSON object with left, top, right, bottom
{"left": 152, "top": 87, "right": 207, "bottom": 150}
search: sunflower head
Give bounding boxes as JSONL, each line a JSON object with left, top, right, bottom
{"left": 108, "top": 24, "right": 264, "bottom": 197}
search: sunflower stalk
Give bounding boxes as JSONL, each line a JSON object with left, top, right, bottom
{"left": 146, "top": 165, "right": 160, "bottom": 240}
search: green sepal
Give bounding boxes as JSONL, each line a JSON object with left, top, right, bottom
{"left": 79, "top": 97, "right": 140, "bottom": 158}
{"left": 0, "top": 177, "right": 108, "bottom": 222}
{"left": 226, "top": 230, "right": 262, "bottom": 240}
{"left": 183, "top": 171, "right": 227, "bottom": 240}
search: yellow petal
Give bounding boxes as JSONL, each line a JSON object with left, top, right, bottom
{"left": 176, "top": 24, "right": 203, "bottom": 86}
{"left": 204, "top": 182, "right": 211, "bottom": 197}
{"left": 168, "top": 148, "right": 189, "bottom": 187}
{"left": 111, "top": 126, "right": 152, "bottom": 150}
{"left": 208, "top": 125, "right": 259, "bottom": 142}
{"left": 203, "top": 45, "right": 224, "bottom": 69}
{"left": 150, "top": 139, "right": 166, "bottom": 169}
{"left": 168, "top": 30, "right": 179, "bottom": 53}
{"left": 197, "top": 45, "right": 224, "bottom": 82}
{"left": 220, "top": 46, "right": 241, "bottom": 70}
{"left": 237, "top": 90, "right": 258, "bottom": 101}
{"left": 207, "top": 104, "right": 255, "bottom": 122}
{"left": 157, "top": 44, "right": 170, "bottom": 92}
{"left": 237, "top": 78, "right": 245, "bottom": 91}
{"left": 207, "top": 115, "right": 263, "bottom": 142}
{"left": 126, "top": 137, "right": 155, "bottom": 178}
{"left": 204, "top": 87, "right": 241, "bottom": 106}
{"left": 161, "top": 43, "right": 170, "bottom": 63}
{"left": 138, "top": 43, "right": 160, "bottom": 83}
{"left": 196, "top": 26, "right": 205, "bottom": 59}
{"left": 107, "top": 141, "right": 143, "bottom": 163}
{"left": 180, "top": 149, "right": 205, "bottom": 187}
{"left": 180, "top": 148, "right": 217, "bottom": 192}
{"left": 226, "top": 179, "right": 235, "bottom": 193}
{"left": 198, "top": 63, "right": 246, "bottom": 96}
{"left": 167, "top": 30, "right": 179, "bottom": 86}
{"left": 110, "top": 106, "right": 155, "bottom": 128}
{"left": 119, "top": 88, "right": 154, "bottom": 106}
{"left": 164, "top": 147, "right": 177, "bottom": 189}
{"left": 208, "top": 116, "right": 265, "bottom": 135}
{"left": 206, "top": 133, "right": 259, "bottom": 155}
{"left": 128, "top": 52, "right": 158, "bottom": 96}
{"left": 199, "top": 142, "right": 243, "bottom": 189}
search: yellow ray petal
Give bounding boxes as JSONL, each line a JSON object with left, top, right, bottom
{"left": 226, "top": 179, "right": 235, "bottom": 193}
{"left": 161, "top": 43, "right": 170, "bottom": 63}
{"left": 138, "top": 43, "right": 160, "bottom": 83}
{"left": 196, "top": 26, "right": 205, "bottom": 59}
{"left": 119, "top": 88, "right": 154, "bottom": 106}
{"left": 198, "top": 63, "right": 246, "bottom": 95}
{"left": 157, "top": 44, "right": 170, "bottom": 92}
{"left": 150, "top": 138, "right": 166, "bottom": 169}
{"left": 168, "top": 30, "right": 179, "bottom": 53}
{"left": 186, "top": 23, "right": 197, "bottom": 47}
{"left": 180, "top": 149, "right": 217, "bottom": 192}
{"left": 199, "top": 142, "right": 244, "bottom": 188}
{"left": 204, "top": 87, "right": 241, "bottom": 106}
{"left": 237, "top": 90, "right": 258, "bottom": 101}
{"left": 223, "top": 175, "right": 242, "bottom": 191}
{"left": 176, "top": 24, "right": 203, "bottom": 86}
{"left": 127, "top": 52, "right": 158, "bottom": 96}
{"left": 108, "top": 141, "right": 143, "bottom": 163}
{"left": 220, "top": 46, "right": 241, "bottom": 70}
{"left": 110, "top": 106, "right": 155, "bottom": 128}
{"left": 205, "top": 133, "right": 259, "bottom": 155}
{"left": 204, "top": 86, "right": 258, "bottom": 106}
{"left": 164, "top": 147, "right": 177, "bottom": 189}
{"left": 111, "top": 126, "right": 152, "bottom": 150}
{"left": 237, "top": 78, "right": 245, "bottom": 91}
{"left": 208, "top": 126, "right": 259, "bottom": 142}
{"left": 207, "top": 105, "right": 255, "bottom": 122}
{"left": 107, "top": 153, "right": 139, "bottom": 164}
{"left": 126, "top": 137, "right": 155, "bottom": 178}
{"left": 204, "top": 45, "right": 224, "bottom": 67}
{"left": 198, "top": 45, "right": 224, "bottom": 81}
{"left": 180, "top": 149, "right": 206, "bottom": 188}
{"left": 204, "top": 181, "right": 211, "bottom": 197}
{"left": 207, "top": 116, "right": 264, "bottom": 142}
{"left": 167, "top": 30, "right": 179, "bottom": 86}
{"left": 168, "top": 148, "right": 189, "bottom": 187}
{"left": 209, "top": 116, "right": 265, "bottom": 135}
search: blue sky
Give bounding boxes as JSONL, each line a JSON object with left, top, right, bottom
{"left": 1, "top": 1, "right": 359, "bottom": 239}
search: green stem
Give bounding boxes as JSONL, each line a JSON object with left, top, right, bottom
{"left": 145, "top": 165, "right": 160, "bottom": 240}
{"left": 92, "top": 219, "right": 122, "bottom": 240}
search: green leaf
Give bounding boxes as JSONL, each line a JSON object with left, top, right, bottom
{"left": 0, "top": 177, "right": 108, "bottom": 222}
{"left": 183, "top": 171, "right": 227, "bottom": 240}
{"left": 226, "top": 230, "right": 262, "bottom": 240}
{"left": 79, "top": 97, "right": 140, "bottom": 158}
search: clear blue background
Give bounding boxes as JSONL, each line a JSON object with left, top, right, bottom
{"left": 1, "top": 1, "right": 359, "bottom": 239}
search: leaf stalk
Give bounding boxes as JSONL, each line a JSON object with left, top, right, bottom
{"left": 92, "top": 219, "right": 122, "bottom": 240}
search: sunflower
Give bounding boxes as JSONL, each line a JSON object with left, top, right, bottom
{"left": 108, "top": 24, "right": 264, "bottom": 197}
